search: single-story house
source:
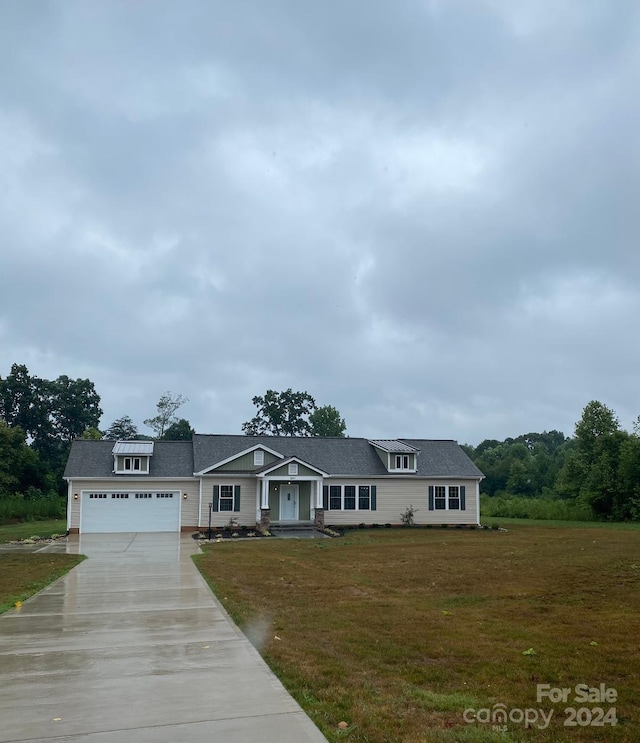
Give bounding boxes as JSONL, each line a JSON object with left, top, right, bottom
{"left": 63, "top": 434, "right": 484, "bottom": 534}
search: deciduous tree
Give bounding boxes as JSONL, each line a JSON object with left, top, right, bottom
{"left": 144, "top": 392, "right": 188, "bottom": 438}
{"left": 242, "top": 389, "right": 317, "bottom": 436}
{"left": 309, "top": 405, "right": 346, "bottom": 437}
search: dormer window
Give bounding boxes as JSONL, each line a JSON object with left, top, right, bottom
{"left": 124, "top": 457, "right": 142, "bottom": 472}
{"left": 113, "top": 441, "right": 154, "bottom": 475}
{"left": 368, "top": 440, "right": 419, "bottom": 473}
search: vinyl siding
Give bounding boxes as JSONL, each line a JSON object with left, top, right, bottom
{"left": 214, "top": 450, "right": 280, "bottom": 472}
{"left": 322, "top": 478, "right": 480, "bottom": 525}
{"left": 67, "top": 478, "right": 198, "bottom": 531}
{"left": 265, "top": 462, "right": 321, "bottom": 478}
{"left": 200, "top": 476, "right": 257, "bottom": 527}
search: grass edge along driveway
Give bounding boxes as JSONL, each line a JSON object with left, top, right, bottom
{"left": 194, "top": 524, "right": 640, "bottom": 743}
{"left": 0, "top": 552, "right": 85, "bottom": 614}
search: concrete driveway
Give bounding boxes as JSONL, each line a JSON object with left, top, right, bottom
{"left": 0, "top": 533, "right": 327, "bottom": 742}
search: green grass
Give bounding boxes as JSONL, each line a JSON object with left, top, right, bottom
{"left": 0, "top": 553, "right": 84, "bottom": 614}
{"left": 0, "top": 520, "right": 68, "bottom": 544}
{"left": 484, "top": 517, "right": 640, "bottom": 530}
{"left": 195, "top": 525, "right": 640, "bottom": 743}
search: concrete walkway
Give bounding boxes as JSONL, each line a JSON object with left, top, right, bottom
{"left": 0, "top": 533, "right": 328, "bottom": 742}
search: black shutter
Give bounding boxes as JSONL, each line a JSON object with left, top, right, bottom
{"left": 371, "top": 485, "right": 377, "bottom": 511}
{"left": 460, "top": 485, "right": 466, "bottom": 510}
{"left": 428, "top": 485, "right": 434, "bottom": 511}
{"left": 233, "top": 485, "right": 241, "bottom": 512}
{"left": 212, "top": 485, "right": 219, "bottom": 512}
{"left": 322, "top": 485, "right": 328, "bottom": 510}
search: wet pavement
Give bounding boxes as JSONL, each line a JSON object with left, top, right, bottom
{"left": 0, "top": 533, "right": 327, "bottom": 742}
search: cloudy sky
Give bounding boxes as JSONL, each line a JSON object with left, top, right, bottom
{"left": 1, "top": 1, "right": 638, "bottom": 445}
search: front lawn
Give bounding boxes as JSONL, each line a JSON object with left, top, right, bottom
{"left": 0, "top": 520, "right": 68, "bottom": 544}
{"left": 195, "top": 525, "right": 640, "bottom": 743}
{"left": 0, "top": 553, "right": 84, "bottom": 614}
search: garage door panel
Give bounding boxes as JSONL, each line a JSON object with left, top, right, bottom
{"left": 81, "top": 491, "right": 180, "bottom": 533}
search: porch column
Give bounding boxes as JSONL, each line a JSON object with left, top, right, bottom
{"left": 314, "top": 478, "right": 325, "bottom": 528}
{"left": 259, "top": 478, "right": 271, "bottom": 530}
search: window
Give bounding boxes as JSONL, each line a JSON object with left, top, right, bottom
{"left": 111, "top": 493, "right": 129, "bottom": 499}
{"left": 156, "top": 492, "right": 174, "bottom": 498}
{"left": 212, "top": 484, "right": 240, "bottom": 512}
{"left": 429, "top": 485, "right": 466, "bottom": 511}
{"left": 117, "top": 456, "right": 147, "bottom": 474}
{"left": 358, "top": 486, "right": 370, "bottom": 510}
{"left": 344, "top": 485, "right": 356, "bottom": 510}
{"left": 329, "top": 485, "right": 342, "bottom": 510}
{"left": 88, "top": 493, "right": 107, "bottom": 499}
{"left": 323, "top": 484, "right": 376, "bottom": 511}
{"left": 288, "top": 462, "right": 298, "bottom": 475}
{"left": 135, "top": 493, "right": 152, "bottom": 499}
{"left": 219, "top": 485, "right": 234, "bottom": 511}
{"left": 395, "top": 454, "right": 411, "bottom": 469}
{"left": 254, "top": 450, "right": 264, "bottom": 466}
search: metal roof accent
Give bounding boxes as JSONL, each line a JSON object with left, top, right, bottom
{"left": 368, "top": 439, "right": 419, "bottom": 453}
{"left": 112, "top": 441, "right": 155, "bottom": 456}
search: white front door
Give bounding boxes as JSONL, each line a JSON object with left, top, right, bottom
{"left": 279, "top": 485, "right": 299, "bottom": 521}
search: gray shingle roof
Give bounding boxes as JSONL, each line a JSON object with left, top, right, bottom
{"left": 64, "top": 436, "right": 483, "bottom": 480}
{"left": 193, "top": 435, "right": 483, "bottom": 478}
{"left": 64, "top": 440, "right": 194, "bottom": 479}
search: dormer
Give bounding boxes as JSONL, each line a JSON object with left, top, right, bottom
{"left": 113, "top": 441, "right": 154, "bottom": 474}
{"left": 369, "top": 440, "right": 419, "bottom": 473}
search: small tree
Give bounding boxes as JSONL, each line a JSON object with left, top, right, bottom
{"left": 144, "top": 392, "right": 188, "bottom": 438}
{"left": 104, "top": 415, "right": 139, "bottom": 441}
{"left": 161, "top": 418, "right": 194, "bottom": 441}
{"left": 309, "top": 405, "right": 346, "bottom": 437}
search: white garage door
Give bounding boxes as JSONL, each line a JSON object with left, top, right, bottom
{"left": 81, "top": 491, "right": 181, "bottom": 533}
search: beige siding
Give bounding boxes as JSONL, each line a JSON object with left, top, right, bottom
{"left": 215, "top": 450, "right": 280, "bottom": 472}
{"left": 199, "top": 476, "right": 258, "bottom": 527}
{"left": 67, "top": 478, "right": 198, "bottom": 531}
{"left": 322, "top": 478, "right": 480, "bottom": 526}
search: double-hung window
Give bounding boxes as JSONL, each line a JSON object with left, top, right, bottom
{"left": 429, "top": 485, "right": 466, "bottom": 511}
{"left": 219, "top": 485, "right": 234, "bottom": 511}
{"left": 323, "top": 484, "right": 376, "bottom": 511}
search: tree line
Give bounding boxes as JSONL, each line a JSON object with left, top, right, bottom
{"left": 2, "top": 361, "right": 637, "bottom": 522}
{"left": 0, "top": 365, "right": 347, "bottom": 509}
{"left": 465, "top": 400, "right": 640, "bottom": 521}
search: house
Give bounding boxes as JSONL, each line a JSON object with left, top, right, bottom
{"left": 63, "top": 434, "right": 484, "bottom": 534}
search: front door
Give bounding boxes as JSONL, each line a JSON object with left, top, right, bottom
{"left": 280, "top": 485, "right": 299, "bottom": 521}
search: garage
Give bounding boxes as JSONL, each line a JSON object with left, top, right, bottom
{"left": 81, "top": 490, "right": 181, "bottom": 533}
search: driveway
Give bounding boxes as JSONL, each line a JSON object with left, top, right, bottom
{"left": 0, "top": 533, "right": 327, "bottom": 742}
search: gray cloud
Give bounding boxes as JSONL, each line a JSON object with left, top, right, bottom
{"left": 1, "top": 0, "right": 638, "bottom": 444}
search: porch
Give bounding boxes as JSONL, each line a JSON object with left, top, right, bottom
{"left": 256, "top": 476, "right": 324, "bottom": 530}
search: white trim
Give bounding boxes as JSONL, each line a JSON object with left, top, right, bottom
{"left": 198, "top": 478, "right": 203, "bottom": 528}
{"left": 194, "top": 444, "right": 284, "bottom": 475}
{"left": 476, "top": 479, "right": 481, "bottom": 525}
{"left": 259, "top": 456, "right": 329, "bottom": 478}
{"left": 67, "top": 480, "right": 73, "bottom": 532}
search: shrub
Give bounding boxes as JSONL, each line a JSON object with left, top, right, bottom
{"left": 400, "top": 505, "right": 417, "bottom": 527}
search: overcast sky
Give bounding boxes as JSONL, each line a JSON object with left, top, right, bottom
{"left": 1, "top": 1, "right": 638, "bottom": 445}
